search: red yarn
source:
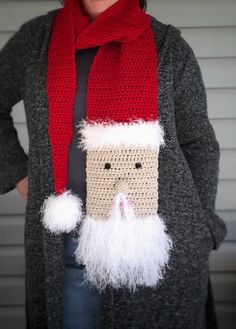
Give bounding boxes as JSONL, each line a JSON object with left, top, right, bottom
{"left": 47, "top": 0, "right": 158, "bottom": 194}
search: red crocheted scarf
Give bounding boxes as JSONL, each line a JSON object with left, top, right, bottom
{"left": 47, "top": 0, "right": 158, "bottom": 194}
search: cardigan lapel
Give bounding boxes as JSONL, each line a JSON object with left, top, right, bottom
{"left": 32, "top": 10, "right": 65, "bottom": 329}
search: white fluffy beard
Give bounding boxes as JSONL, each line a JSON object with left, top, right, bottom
{"left": 74, "top": 192, "right": 173, "bottom": 292}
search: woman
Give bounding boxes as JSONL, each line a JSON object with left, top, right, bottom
{"left": 0, "top": 0, "right": 227, "bottom": 328}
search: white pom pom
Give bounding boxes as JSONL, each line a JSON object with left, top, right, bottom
{"left": 40, "top": 190, "right": 83, "bottom": 234}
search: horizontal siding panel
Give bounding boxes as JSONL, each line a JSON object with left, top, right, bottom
{"left": 0, "top": 246, "right": 25, "bottom": 276}
{"left": 0, "top": 216, "right": 24, "bottom": 245}
{"left": 211, "top": 119, "right": 236, "bottom": 149}
{"left": 218, "top": 211, "right": 236, "bottom": 241}
{"left": 0, "top": 277, "right": 25, "bottom": 306}
{"left": 0, "top": 1, "right": 60, "bottom": 31}
{"left": 0, "top": 32, "right": 12, "bottom": 49}
{"left": 215, "top": 303, "right": 236, "bottom": 329}
{"left": 211, "top": 273, "right": 236, "bottom": 303}
{"left": 199, "top": 58, "right": 236, "bottom": 89}
{"left": 210, "top": 242, "right": 236, "bottom": 272}
{"left": 219, "top": 150, "right": 236, "bottom": 180}
{"left": 180, "top": 27, "right": 236, "bottom": 58}
{"left": 1, "top": 0, "right": 236, "bottom": 30}
{"left": 0, "top": 306, "right": 25, "bottom": 329}
{"left": 14, "top": 124, "right": 29, "bottom": 154}
{"left": 217, "top": 180, "right": 236, "bottom": 211}
{"left": 11, "top": 101, "right": 25, "bottom": 124}
{"left": 207, "top": 89, "right": 236, "bottom": 119}
{"left": 149, "top": 0, "right": 236, "bottom": 28}
{"left": 0, "top": 191, "right": 26, "bottom": 215}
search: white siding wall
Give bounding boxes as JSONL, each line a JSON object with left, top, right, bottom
{"left": 0, "top": 1, "right": 235, "bottom": 328}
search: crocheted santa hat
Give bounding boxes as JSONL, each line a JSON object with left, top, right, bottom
{"left": 39, "top": 0, "right": 165, "bottom": 234}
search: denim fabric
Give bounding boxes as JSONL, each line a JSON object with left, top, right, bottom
{"left": 63, "top": 232, "right": 102, "bottom": 329}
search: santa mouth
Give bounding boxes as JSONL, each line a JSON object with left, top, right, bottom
{"left": 119, "top": 200, "right": 124, "bottom": 209}
{"left": 119, "top": 198, "right": 133, "bottom": 209}
{"left": 112, "top": 192, "right": 135, "bottom": 217}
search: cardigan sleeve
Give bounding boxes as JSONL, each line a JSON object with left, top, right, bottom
{"left": 0, "top": 22, "right": 31, "bottom": 194}
{"left": 173, "top": 39, "right": 227, "bottom": 250}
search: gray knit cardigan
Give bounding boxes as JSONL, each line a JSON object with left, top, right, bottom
{"left": 0, "top": 8, "right": 227, "bottom": 329}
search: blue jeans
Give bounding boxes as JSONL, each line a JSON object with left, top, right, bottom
{"left": 63, "top": 232, "right": 102, "bottom": 329}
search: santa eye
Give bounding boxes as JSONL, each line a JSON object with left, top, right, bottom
{"left": 104, "top": 163, "right": 111, "bottom": 169}
{"left": 135, "top": 162, "right": 142, "bottom": 169}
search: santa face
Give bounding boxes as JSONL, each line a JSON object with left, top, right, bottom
{"left": 74, "top": 146, "right": 173, "bottom": 292}
{"left": 86, "top": 147, "right": 159, "bottom": 219}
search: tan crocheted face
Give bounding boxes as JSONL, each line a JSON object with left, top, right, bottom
{"left": 86, "top": 147, "right": 159, "bottom": 219}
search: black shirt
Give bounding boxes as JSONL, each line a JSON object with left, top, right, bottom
{"left": 64, "top": 46, "right": 100, "bottom": 263}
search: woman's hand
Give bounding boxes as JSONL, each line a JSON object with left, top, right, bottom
{"left": 16, "top": 176, "right": 28, "bottom": 202}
